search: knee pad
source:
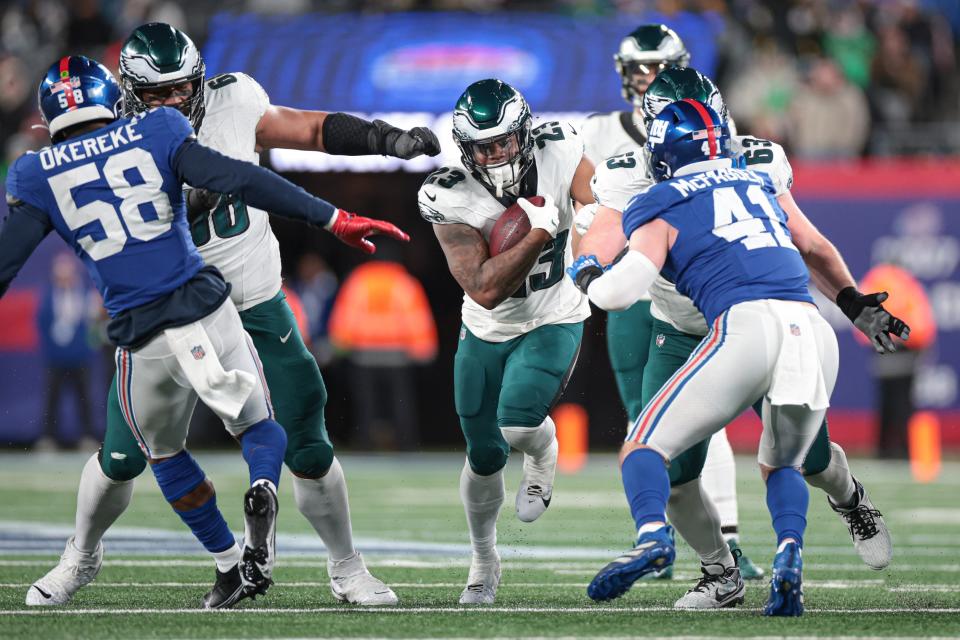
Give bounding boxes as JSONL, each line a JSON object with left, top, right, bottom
{"left": 99, "top": 447, "right": 147, "bottom": 482}
{"left": 151, "top": 451, "right": 206, "bottom": 503}
{"left": 467, "top": 441, "right": 509, "bottom": 476}
{"left": 286, "top": 441, "right": 335, "bottom": 478}
{"left": 668, "top": 439, "right": 710, "bottom": 487}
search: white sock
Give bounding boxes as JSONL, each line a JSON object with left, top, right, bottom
{"left": 74, "top": 454, "right": 134, "bottom": 553}
{"left": 700, "top": 428, "right": 739, "bottom": 536}
{"left": 292, "top": 457, "right": 356, "bottom": 563}
{"left": 459, "top": 459, "right": 504, "bottom": 562}
{"left": 805, "top": 442, "right": 857, "bottom": 508}
{"left": 213, "top": 543, "right": 242, "bottom": 573}
{"left": 667, "top": 478, "right": 732, "bottom": 567}
{"left": 501, "top": 417, "right": 556, "bottom": 471}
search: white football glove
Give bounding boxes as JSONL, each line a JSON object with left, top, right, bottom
{"left": 518, "top": 194, "right": 559, "bottom": 238}
{"left": 573, "top": 202, "right": 599, "bottom": 236}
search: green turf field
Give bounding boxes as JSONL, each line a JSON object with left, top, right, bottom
{"left": 1, "top": 452, "right": 958, "bottom": 639}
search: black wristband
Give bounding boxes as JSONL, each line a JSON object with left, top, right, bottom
{"left": 574, "top": 265, "right": 605, "bottom": 294}
{"left": 836, "top": 286, "right": 860, "bottom": 320}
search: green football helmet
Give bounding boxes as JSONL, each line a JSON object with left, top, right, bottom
{"left": 452, "top": 79, "right": 534, "bottom": 195}
{"left": 615, "top": 24, "right": 690, "bottom": 107}
{"left": 119, "top": 22, "right": 205, "bottom": 128}
{"left": 640, "top": 66, "right": 727, "bottom": 131}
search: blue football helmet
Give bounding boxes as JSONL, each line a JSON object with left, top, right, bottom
{"left": 646, "top": 99, "right": 732, "bottom": 183}
{"left": 38, "top": 55, "right": 122, "bottom": 143}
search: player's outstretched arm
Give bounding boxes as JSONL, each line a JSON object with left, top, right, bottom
{"left": 568, "top": 219, "right": 670, "bottom": 311}
{"left": 434, "top": 218, "right": 550, "bottom": 311}
{"left": 575, "top": 205, "right": 628, "bottom": 264}
{"left": 256, "top": 107, "right": 441, "bottom": 160}
{"left": 781, "top": 191, "right": 910, "bottom": 352}
{"left": 0, "top": 200, "right": 52, "bottom": 298}
{"left": 174, "top": 141, "right": 408, "bottom": 254}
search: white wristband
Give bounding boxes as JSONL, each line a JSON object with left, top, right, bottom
{"left": 324, "top": 208, "right": 341, "bottom": 231}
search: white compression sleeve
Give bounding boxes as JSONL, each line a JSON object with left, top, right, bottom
{"left": 587, "top": 250, "right": 659, "bottom": 311}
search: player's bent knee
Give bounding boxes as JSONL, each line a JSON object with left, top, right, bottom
{"left": 286, "top": 442, "right": 335, "bottom": 479}
{"left": 499, "top": 380, "right": 555, "bottom": 428}
{"left": 467, "top": 442, "right": 509, "bottom": 476}
{"left": 619, "top": 441, "right": 656, "bottom": 466}
{"left": 99, "top": 448, "right": 147, "bottom": 482}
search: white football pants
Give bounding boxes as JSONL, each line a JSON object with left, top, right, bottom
{"left": 626, "top": 300, "right": 839, "bottom": 469}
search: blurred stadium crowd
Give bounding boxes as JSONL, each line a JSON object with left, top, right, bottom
{"left": 1, "top": 0, "right": 958, "bottom": 169}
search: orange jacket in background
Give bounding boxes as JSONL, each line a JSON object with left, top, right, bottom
{"left": 328, "top": 261, "right": 438, "bottom": 362}
{"left": 856, "top": 264, "right": 937, "bottom": 350}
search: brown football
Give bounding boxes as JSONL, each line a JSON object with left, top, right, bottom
{"left": 488, "top": 196, "right": 543, "bottom": 257}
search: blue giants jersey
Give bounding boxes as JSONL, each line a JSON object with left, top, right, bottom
{"left": 621, "top": 162, "right": 813, "bottom": 324}
{"left": 5, "top": 107, "right": 203, "bottom": 316}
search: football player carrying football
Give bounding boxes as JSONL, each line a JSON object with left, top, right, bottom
{"left": 573, "top": 67, "right": 904, "bottom": 609}
{"left": 417, "top": 79, "right": 594, "bottom": 604}
{"left": 26, "top": 22, "right": 436, "bottom": 609}
{"left": 578, "top": 24, "right": 764, "bottom": 581}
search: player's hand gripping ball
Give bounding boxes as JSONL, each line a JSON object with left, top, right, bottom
{"left": 488, "top": 195, "right": 560, "bottom": 256}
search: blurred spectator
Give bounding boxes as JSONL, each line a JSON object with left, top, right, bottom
{"left": 869, "top": 24, "right": 925, "bottom": 127}
{"left": 788, "top": 56, "right": 870, "bottom": 159}
{"left": 35, "top": 253, "right": 99, "bottom": 451}
{"left": 294, "top": 252, "right": 338, "bottom": 365}
{"left": 856, "top": 263, "right": 937, "bottom": 459}
{"left": 328, "top": 257, "right": 437, "bottom": 450}
{"left": 823, "top": 4, "right": 875, "bottom": 88}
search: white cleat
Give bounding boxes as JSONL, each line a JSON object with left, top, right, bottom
{"left": 674, "top": 562, "right": 746, "bottom": 610}
{"left": 459, "top": 552, "right": 501, "bottom": 605}
{"left": 25, "top": 536, "right": 102, "bottom": 606}
{"left": 329, "top": 552, "right": 398, "bottom": 606}
{"left": 515, "top": 437, "right": 558, "bottom": 523}
{"left": 829, "top": 478, "right": 892, "bottom": 570}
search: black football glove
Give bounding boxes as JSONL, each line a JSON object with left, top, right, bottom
{"left": 836, "top": 287, "right": 911, "bottom": 354}
{"left": 185, "top": 188, "right": 222, "bottom": 225}
{"left": 373, "top": 120, "right": 441, "bottom": 159}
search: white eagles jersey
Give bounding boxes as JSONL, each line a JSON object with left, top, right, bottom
{"left": 187, "top": 72, "right": 280, "bottom": 312}
{"left": 417, "top": 120, "right": 590, "bottom": 342}
{"left": 579, "top": 111, "right": 648, "bottom": 167}
{"left": 590, "top": 135, "right": 794, "bottom": 336}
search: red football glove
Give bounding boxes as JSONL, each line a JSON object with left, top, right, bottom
{"left": 329, "top": 209, "right": 410, "bottom": 255}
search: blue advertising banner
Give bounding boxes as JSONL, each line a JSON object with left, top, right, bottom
{"left": 202, "top": 11, "right": 722, "bottom": 114}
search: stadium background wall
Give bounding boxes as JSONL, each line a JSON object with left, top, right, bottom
{"left": 1, "top": 162, "right": 959, "bottom": 452}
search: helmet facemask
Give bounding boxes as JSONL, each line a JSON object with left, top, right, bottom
{"left": 615, "top": 25, "right": 690, "bottom": 108}
{"left": 119, "top": 23, "right": 206, "bottom": 129}
{"left": 452, "top": 79, "right": 534, "bottom": 198}
{"left": 455, "top": 120, "right": 533, "bottom": 198}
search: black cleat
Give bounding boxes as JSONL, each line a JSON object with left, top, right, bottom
{"left": 202, "top": 565, "right": 248, "bottom": 609}
{"left": 241, "top": 484, "right": 278, "bottom": 597}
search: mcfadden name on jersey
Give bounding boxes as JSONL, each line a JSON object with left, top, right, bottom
{"left": 589, "top": 135, "right": 795, "bottom": 336}
{"left": 186, "top": 71, "right": 280, "bottom": 312}
{"left": 418, "top": 120, "right": 590, "bottom": 342}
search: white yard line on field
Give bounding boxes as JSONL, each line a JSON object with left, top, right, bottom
{"left": 1, "top": 606, "right": 959, "bottom": 616}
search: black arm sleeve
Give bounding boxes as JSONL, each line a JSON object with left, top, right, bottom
{"left": 173, "top": 140, "right": 338, "bottom": 227}
{"left": 0, "top": 203, "right": 53, "bottom": 298}
{"left": 321, "top": 112, "right": 400, "bottom": 156}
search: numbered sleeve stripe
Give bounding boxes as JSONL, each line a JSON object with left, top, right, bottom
{"left": 243, "top": 334, "right": 274, "bottom": 419}
{"left": 115, "top": 349, "right": 150, "bottom": 458}
{"left": 627, "top": 312, "right": 728, "bottom": 444}
{"left": 58, "top": 57, "right": 78, "bottom": 110}
{"left": 683, "top": 98, "right": 718, "bottom": 159}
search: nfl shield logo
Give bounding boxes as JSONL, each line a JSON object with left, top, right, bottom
{"left": 790, "top": 323, "right": 801, "bottom": 337}
{"left": 656, "top": 333, "right": 665, "bottom": 348}
{"left": 191, "top": 345, "right": 206, "bottom": 360}
{"left": 459, "top": 327, "right": 467, "bottom": 341}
